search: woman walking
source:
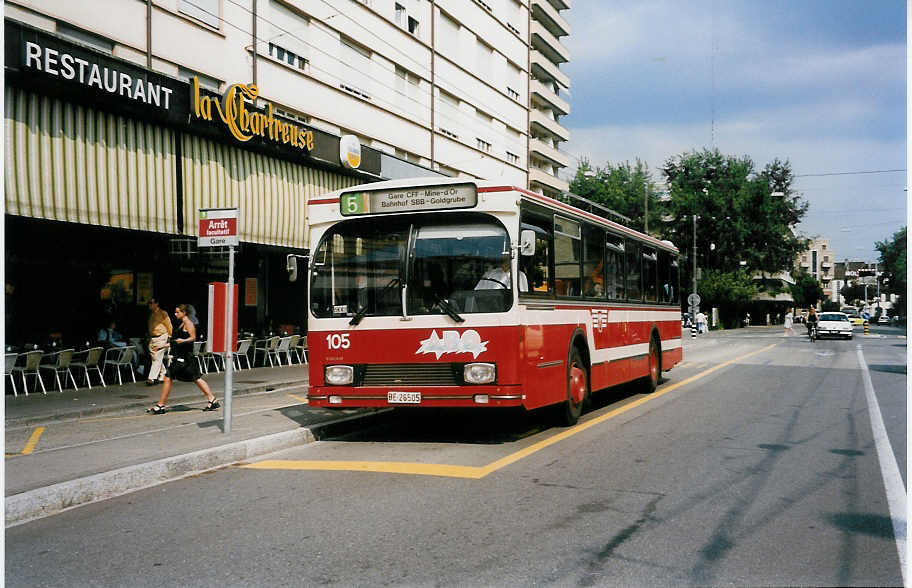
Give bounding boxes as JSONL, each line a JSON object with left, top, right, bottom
{"left": 147, "top": 304, "right": 220, "bottom": 415}
{"left": 784, "top": 308, "right": 794, "bottom": 336}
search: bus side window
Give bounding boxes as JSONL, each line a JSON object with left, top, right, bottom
{"left": 605, "top": 234, "right": 625, "bottom": 300}
{"left": 626, "top": 239, "right": 642, "bottom": 301}
{"left": 643, "top": 247, "right": 658, "bottom": 302}
{"left": 519, "top": 216, "right": 552, "bottom": 295}
{"left": 583, "top": 225, "right": 605, "bottom": 298}
{"left": 554, "top": 216, "right": 581, "bottom": 298}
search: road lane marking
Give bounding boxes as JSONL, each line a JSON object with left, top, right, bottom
{"left": 287, "top": 393, "right": 308, "bottom": 404}
{"left": 21, "top": 427, "right": 45, "bottom": 455}
{"left": 244, "top": 343, "right": 779, "bottom": 479}
{"left": 856, "top": 345, "right": 906, "bottom": 585}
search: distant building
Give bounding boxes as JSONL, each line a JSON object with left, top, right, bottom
{"left": 797, "top": 237, "right": 836, "bottom": 301}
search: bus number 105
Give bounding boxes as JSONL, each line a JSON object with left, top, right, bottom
{"left": 326, "top": 333, "right": 351, "bottom": 350}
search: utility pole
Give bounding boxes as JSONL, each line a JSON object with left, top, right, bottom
{"left": 644, "top": 182, "right": 648, "bottom": 234}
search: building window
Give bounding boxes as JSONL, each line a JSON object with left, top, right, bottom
{"left": 439, "top": 128, "right": 459, "bottom": 139}
{"left": 408, "top": 16, "right": 420, "bottom": 36}
{"left": 56, "top": 22, "right": 114, "bottom": 53}
{"left": 179, "top": 0, "right": 220, "bottom": 28}
{"left": 474, "top": 0, "right": 493, "bottom": 12}
{"left": 506, "top": 151, "right": 519, "bottom": 164}
{"left": 476, "top": 138, "right": 491, "bottom": 152}
{"left": 439, "top": 89, "right": 459, "bottom": 107}
{"left": 395, "top": 3, "right": 405, "bottom": 26}
{"left": 268, "top": 43, "right": 308, "bottom": 71}
{"left": 507, "top": 87, "right": 519, "bottom": 100}
{"left": 179, "top": 67, "right": 221, "bottom": 92}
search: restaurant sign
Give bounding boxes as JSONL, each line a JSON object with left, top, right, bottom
{"left": 191, "top": 77, "right": 314, "bottom": 152}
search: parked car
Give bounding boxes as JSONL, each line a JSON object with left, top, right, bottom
{"left": 877, "top": 315, "right": 890, "bottom": 325}
{"left": 816, "top": 312, "right": 853, "bottom": 339}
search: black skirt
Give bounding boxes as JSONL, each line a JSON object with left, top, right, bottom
{"left": 166, "top": 356, "right": 201, "bottom": 382}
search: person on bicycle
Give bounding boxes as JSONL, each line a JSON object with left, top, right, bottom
{"left": 806, "top": 307, "right": 818, "bottom": 338}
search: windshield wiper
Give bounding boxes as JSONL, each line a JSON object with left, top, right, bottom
{"left": 349, "top": 278, "right": 400, "bottom": 326}
{"left": 434, "top": 293, "right": 465, "bottom": 323}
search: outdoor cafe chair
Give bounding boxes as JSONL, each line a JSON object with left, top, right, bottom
{"left": 274, "top": 335, "right": 295, "bottom": 366}
{"left": 192, "top": 341, "right": 207, "bottom": 374}
{"left": 281, "top": 334, "right": 301, "bottom": 365}
{"left": 203, "top": 345, "right": 224, "bottom": 374}
{"left": 253, "top": 336, "right": 280, "bottom": 367}
{"left": 295, "top": 335, "right": 308, "bottom": 364}
{"left": 71, "top": 346, "right": 105, "bottom": 388}
{"left": 104, "top": 346, "right": 136, "bottom": 385}
{"left": 5, "top": 352, "right": 19, "bottom": 396}
{"left": 232, "top": 338, "right": 253, "bottom": 370}
{"left": 12, "top": 350, "right": 46, "bottom": 395}
{"left": 39, "top": 348, "right": 78, "bottom": 391}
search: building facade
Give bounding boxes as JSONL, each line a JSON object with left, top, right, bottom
{"left": 4, "top": 0, "right": 571, "bottom": 347}
{"left": 797, "top": 237, "right": 836, "bottom": 302}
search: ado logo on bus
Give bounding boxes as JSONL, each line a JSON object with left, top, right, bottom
{"left": 417, "top": 330, "right": 488, "bottom": 359}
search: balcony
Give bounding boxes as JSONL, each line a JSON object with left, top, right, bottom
{"left": 529, "top": 167, "right": 569, "bottom": 194}
{"left": 530, "top": 49, "right": 570, "bottom": 89}
{"left": 529, "top": 137, "right": 570, "bottom": 168}
{"left": 531, "top": 0, "right": 570, "bottom": 38}
{"left": 548, "top": 0, "right": 571, "bottom": 9}
{"left": 530, "top": 108, "right": 570, "bottom": 142}
{"left": 531, "top": 20, "right": 570, "bottom": 64}
{"left": 530, "top": 79, "right": 570, "bottom": 116}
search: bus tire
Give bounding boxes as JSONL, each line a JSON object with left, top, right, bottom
{"left": 558, "top": 347, "right": 588, "bottom": 426}
{"left": 641, "top": 334, "right": 661, "bottom": 394}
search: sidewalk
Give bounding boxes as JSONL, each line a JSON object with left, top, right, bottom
{"left": 4, "top": 363, "right": 385, "bottom": 527}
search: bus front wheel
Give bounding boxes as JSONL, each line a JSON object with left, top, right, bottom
{"left": 559, "top": 347, "right": 588, "bottom": 426}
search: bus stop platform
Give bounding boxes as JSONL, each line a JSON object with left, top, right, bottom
{"left": 4, "top": 364, "right": 388, "bottom": 527}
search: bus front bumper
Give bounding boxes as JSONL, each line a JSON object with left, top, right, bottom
{"left": 307, "top": 386, "right": 525, "bottom": 408}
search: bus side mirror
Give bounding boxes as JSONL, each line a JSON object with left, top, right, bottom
{"left": 286, "top": 255, "right": 298, "bottom": 282}
{"left": 520, "top": 229, "right": 536, "bottom": 256}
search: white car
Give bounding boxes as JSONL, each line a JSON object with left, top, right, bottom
{"left": 816, "top": 312, "right": 853, "bottom": 339}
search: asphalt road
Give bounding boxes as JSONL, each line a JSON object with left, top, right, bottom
{"left": 6, "top": 326, "right": 906, "bottom": 587}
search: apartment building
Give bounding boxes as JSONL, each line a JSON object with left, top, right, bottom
{"left": 797, "top": 237, "right": 836, "bottom": 302}
{"left": 3, "top": 0, "right": 571, "bottom": 342}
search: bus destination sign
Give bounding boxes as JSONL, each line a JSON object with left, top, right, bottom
{"left": 340, "top": 183, "right": 477, "bottom": 216}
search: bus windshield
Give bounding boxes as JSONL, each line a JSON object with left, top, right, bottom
{"left": 310, "top": 213, "right": 513, "bottom": 320}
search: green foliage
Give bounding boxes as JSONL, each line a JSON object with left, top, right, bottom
{"left": 875, "top": 226, "right": 906, "bottom": 294}
{"left": 659, "top": 149, "right": 809, "bottom": 276}
{"left": 790, "top": 269, "right": 824, "bottom": 309}
{"left": 821, "top": 300, "right": 841, "bottom": 312}
{"left": 569, "top": 159, "right": 660, "bottom": 232}
{"left": 838, "top": 283, "right": 866, "bottom": 305}
{"left": 698, "top": 269, "right": 758, "bottom": 307}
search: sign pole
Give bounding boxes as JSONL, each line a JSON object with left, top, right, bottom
{"left": 224, "top": 245, "right": 234, "bottom": 434}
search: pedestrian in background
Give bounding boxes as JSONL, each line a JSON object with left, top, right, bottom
{"left": 696, "top": 311, "right": 707, "bottom": 334}
{"left": 147, "top": 304, "right": 219, "bottom": 415}
{"left": 784, "top": 309, "right": 794, "bottom": 336}
{"left": 146, "top": 298, "right": 172, "bottom": 386}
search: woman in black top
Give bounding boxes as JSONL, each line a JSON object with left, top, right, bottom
{"left": 148, "top": 304, "right": 220, "bottom": 414}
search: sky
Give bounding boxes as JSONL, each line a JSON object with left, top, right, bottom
{"left": 562, "top": 0, "right": 907, "bottom": 264}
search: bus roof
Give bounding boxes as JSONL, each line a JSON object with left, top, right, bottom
{"left": 310, "top": 177, "right": 679, "bottom": 253}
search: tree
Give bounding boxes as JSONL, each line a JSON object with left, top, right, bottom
{"left": 790, "top": 270, "right": 824, "bottom": 309}
{"left": 875, "top": 226, "right": 906, "bottom": 300}
{"left": 569, "top": 159, "right": 661, "bottom": 233}
{"left": 837, "top": 283, "right": 866, "bottom": 305}
{"left": 660, "top": 149, "right": 809, "bottom": 279}
{"left": 698, "top": 269, "right": 758, "bottom": 327}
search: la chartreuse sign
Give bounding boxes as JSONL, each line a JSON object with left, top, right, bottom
{"left": 191, "top": 76, "right": 314, "bottom": 152}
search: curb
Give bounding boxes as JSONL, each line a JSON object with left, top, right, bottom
{"left": 5, "top": 409, "right": 389, "bottom": 527}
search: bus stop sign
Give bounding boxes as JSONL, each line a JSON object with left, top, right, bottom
{"left": 199, "top": 208, "right": 239, "bottom": 247}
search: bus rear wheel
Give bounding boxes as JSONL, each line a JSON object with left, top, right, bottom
{"left": 641, "top": 335, "right": 661, "bottom": 394}
{"left": 559, "top": 347, "right": 588, "bottom": 426}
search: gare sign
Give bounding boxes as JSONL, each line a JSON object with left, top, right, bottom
{"left": 199, "top": 208, "right": 239, "bottom": 247}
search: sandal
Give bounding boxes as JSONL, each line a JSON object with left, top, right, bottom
{"left": 147, "top": 404, "right": 167, "bottom": 415}
{"left": 203, "top": 398, "right": 220, "bottom": 411}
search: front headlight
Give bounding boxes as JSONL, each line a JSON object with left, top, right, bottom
{"left": 464, "top": 363, "right": 496, "bottom": 384}
{"left": 325, "top": 365, "right": 354, "bottom": 385}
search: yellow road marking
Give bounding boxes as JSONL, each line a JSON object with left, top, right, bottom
{"left": 243, "top": 343, "right": 778, "bottom": 479}
{"left": 21, "top": 426, "right": 45, "bottom": 455}
{"left": 287, "top": 393, "right": 308, "bottom": 404}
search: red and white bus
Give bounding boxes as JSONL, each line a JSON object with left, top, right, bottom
{"left": 305, "top": 178, "right": 682, "bottom": 424}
